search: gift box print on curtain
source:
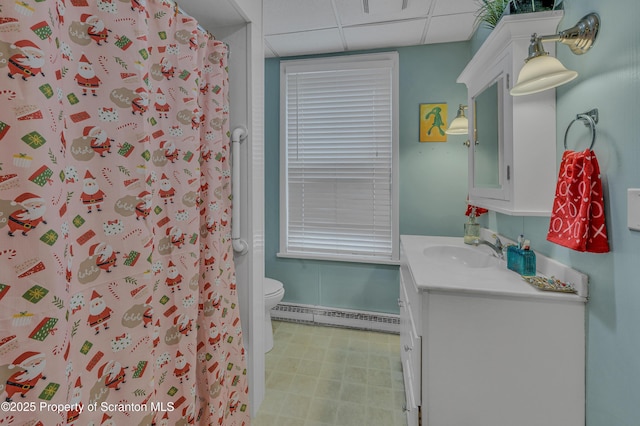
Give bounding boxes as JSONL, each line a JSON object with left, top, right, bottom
{"left": 0, "top": 0, "right": 249, "bottom": 424}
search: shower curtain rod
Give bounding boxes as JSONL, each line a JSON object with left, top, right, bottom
{"left": 168, "top": 0, "right": 214, "bottom": 38}
{"left": 167, "top": 0, "right": 234, "bottom": 57}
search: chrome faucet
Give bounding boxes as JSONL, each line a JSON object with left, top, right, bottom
{"left": 472, "top": 234, "right": 504, "bottom": 259}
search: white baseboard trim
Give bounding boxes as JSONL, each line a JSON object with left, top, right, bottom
{"left": 271, "top": 302, "right": 399, "bottom": 334}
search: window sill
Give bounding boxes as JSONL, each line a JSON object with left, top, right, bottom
{"left": 277, "top": 252, "right": 400, "bottom": 266}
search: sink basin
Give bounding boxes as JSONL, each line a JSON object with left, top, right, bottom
{"left": 423, "top": 245, "right": 500, "bottom": 268}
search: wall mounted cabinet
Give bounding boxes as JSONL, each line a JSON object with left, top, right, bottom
{"left": 458, "top": 11, "right": 564, "bottom": 215}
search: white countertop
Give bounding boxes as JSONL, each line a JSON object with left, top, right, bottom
{"left": 401, "top": 235, "right": 588, "bottom": 303}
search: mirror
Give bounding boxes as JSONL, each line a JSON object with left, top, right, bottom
{"left": 472, "top": 80, "right": 501, "bottom": 189}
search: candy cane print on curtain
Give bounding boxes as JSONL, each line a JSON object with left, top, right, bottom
{"left": 0, "top": 0, "right": 250, "bottom": 424}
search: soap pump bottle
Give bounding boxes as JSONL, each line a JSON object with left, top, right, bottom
{"left": 464, "top": 207, "right": 481, "bottom": 245}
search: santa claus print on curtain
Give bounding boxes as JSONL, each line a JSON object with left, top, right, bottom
{"left": 75, "top": 54, "right": 101, "bottom": 96}
{"left": 5, "top": 192, "right": 47, "bottom": 237}
{"left": 5, "top": 40, "right": 46, "bottom": 81}
{"left": 0, "top": 0, "right": 249, "bottom": 425}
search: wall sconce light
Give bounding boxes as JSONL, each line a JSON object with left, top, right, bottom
{"left": 510, "top": 13, "right": 600, "bottom": 96}
{"left": 445, "top": 104, "right": 468, "bottom": 135}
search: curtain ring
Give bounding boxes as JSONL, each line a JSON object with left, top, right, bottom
{"left": 564, "top": 110, "right": 597, "bottom": 151}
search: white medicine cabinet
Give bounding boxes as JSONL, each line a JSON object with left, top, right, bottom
{"left": 458, "top": 11, "right": 564, "bottom": 216}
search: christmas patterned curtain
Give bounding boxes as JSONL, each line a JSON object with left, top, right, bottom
{"left": 0, "top": 0, "right": 250, "bottom": 424}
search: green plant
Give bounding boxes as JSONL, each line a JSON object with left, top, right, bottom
{"left": 475, "top": 0, "right": 563, "bottom": 29}
{"left": 509, "top": 0, "right": 563, "bottom": 13}
{"left": 475, "top": 0, "right": 510, "bottom": 29}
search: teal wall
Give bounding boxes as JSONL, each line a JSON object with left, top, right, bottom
{"left": 265, "top": 43, "right": 471, "bottom": 314}
{"left": 266, "top": 1, "right": 640, "bottom": 422}
{"left": 473, "top": 2, "right": 640, "bottom": 425}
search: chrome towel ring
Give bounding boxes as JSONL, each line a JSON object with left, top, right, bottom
{"left": 564, "top": 108, "right": 599, "bottom": 151}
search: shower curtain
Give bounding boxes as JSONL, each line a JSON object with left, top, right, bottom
{"left": 0, "top": 0, "right": 250, "bottom": 424}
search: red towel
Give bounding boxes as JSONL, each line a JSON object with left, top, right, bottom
{"left": 547, "top": 149, "right": 609, "bottom": 253}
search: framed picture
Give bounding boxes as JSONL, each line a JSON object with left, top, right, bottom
{"left": 419, "top": 103, "right": 448, "bottom": 142}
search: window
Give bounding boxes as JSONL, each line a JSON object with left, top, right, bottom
{"left": 279, "top": 53, "right": 399, "bottom": 264}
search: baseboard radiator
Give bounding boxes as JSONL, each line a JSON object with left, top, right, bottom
{"left": 271, "top": 302, "right": 400, "bottom": 334}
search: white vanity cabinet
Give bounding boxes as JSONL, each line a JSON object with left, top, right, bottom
{"left": 400, "top": 235, "right": 586, "bottom": 426}
{"left": 458, "top": 11, "right": 564, "bottom": 215}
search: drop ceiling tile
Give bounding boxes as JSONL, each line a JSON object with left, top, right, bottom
{"left": 343, "top": 19, "right": 427, "bottom": 51}
{"left": 424, "top": 13, "right": 476, "bottom": 44}
{"left": 262, "top": 0, "right": 486, "bottom": 57}
{"left": 335, "top": 0, "right": 432, "bottom": 26}
{"left": 264, "top": 0, "right": 338, "bottom": 35}
{"left": 265, "top": 29, "right": 345, "bottom": 57}
{"left": 432, "top": 0, "right": 478, "bottom": 16}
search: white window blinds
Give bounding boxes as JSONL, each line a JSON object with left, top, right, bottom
{"left": 280, "top": 53, "right": 399, "bottom": 263}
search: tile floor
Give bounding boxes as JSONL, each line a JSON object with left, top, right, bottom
{"left": 253, "top": 321, "right": 407, "bottom": 426}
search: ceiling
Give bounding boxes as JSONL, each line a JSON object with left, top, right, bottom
{"left": 179, "top": 0, "right": 247, "bottom": 30}
{"left": 264, "top": 0, "right": 480, "bottom": 58}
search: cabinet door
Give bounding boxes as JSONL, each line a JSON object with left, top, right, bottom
{"left": 400, "top": 303, "right": 420, "bottom": 426}
{"left": 468, "top": 55, "right": 510, "bottom": 203}
{"left": 403, "top": 356, "right": 419, "bottom": 426}
{"left": 399, "top": 268, "right": 421, "bottom": 426}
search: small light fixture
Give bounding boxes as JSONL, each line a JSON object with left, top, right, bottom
{"left": 445, "top": 104, "right": 468, "bottom": 135}
{"left": 510, "top": 13, "right": 600, "bottom": 96}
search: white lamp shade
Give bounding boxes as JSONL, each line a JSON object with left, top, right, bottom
{"left": 445, "top": 116, "right": 468, "bottom": 135}
{"left": 510, "top": 55, "right": 578, "bottom": 96}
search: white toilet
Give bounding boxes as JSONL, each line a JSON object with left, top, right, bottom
{"left": 264, "top": 278, "right": 285, "bottom": 353}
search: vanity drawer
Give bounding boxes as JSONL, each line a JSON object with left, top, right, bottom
{"left": 400, "top": 301, "right": 421, "bottom": 407}
{"left": 399, "top": 297, "right": 411, "bottom": 365}
{"left": 400, "top": 265, "right": 422, "bottom": 334}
